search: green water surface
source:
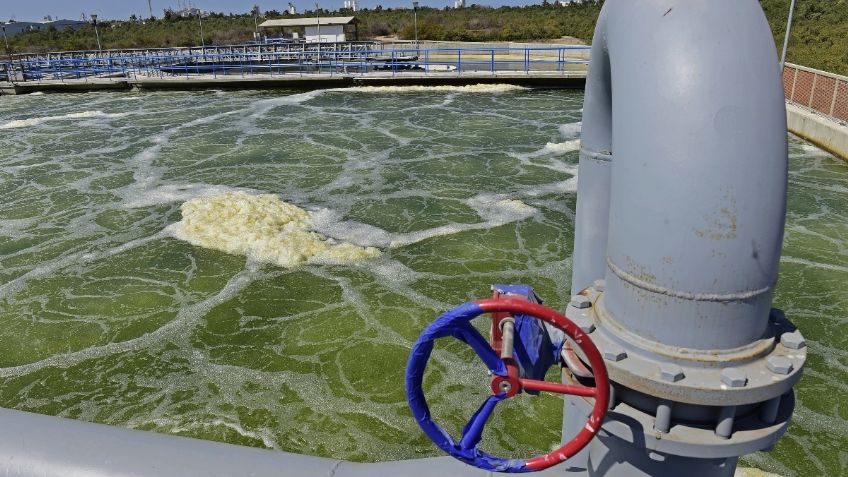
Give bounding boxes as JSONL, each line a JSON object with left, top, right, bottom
{"left": 0, "top": 88, "right": 844, "bottom": 476}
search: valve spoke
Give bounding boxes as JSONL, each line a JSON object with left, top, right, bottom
{"left": 455, "top": 322, "right": 507, "bottom": 376}
{"left": 458, "top": 394, "right": 504, "bottom": 451}
{"left": 519, "top": 379, "right": 596, "bottom": 397}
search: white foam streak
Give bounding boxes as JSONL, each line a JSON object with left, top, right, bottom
{"left": 781, "top": 256, "right": 848, "bottom": 273}
{"left": 314, "top": 194, "right": 537, "bottom": 249}
{"left": 124, "top": 183, "right": 252, "bottom": 208}
{"left": 541, "top": 140, "right": 581, "bottom": 155}
{"left": 247, "top": 84, "right": 526, "bottom": 115}
{"left": 0, "top": 110, "right": 127, "bottom": 129}
{"left": 0, "top": 267, "right": 258, "bottom": 378}
{"left": 344, "top": 84, "right": 527, "bottom": 94}
{"left": 558, "top": 121, "right": 582, "bottom": 138}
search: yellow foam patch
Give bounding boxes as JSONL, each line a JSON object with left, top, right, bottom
{"left": 170, "top": 191, "right": 380, "bottom": 267}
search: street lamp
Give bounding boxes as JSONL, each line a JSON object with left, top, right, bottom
{"left": 413, "top": 1, "right": 419, "bottom": 53}
{"left": 252, "top": 4, "right": 260, "bottom": 41}
{"left": 315, "top": 2, "right": 320, "bottom": 73}
{"left": 90, "top": 14, "right": 102, "bottom": 52}
{"left": 198, "top": 10, "right": 205, "bottom": 50}
{"left": 779, "top": 0, "right": 796, "bottom": 70}
{"left": 1, "top": 24, "right": 8, "bottom": 55}
{"left": 2, "top": 24, "right": 13, "bottom": 83}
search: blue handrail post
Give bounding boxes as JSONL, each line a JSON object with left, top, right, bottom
{"left": 491, "top": 49, "right": 494, "bottom": 75}
{"left": 458, "top": 49, "right": 461, "bottom": 75}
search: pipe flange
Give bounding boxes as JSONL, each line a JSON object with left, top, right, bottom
{"left": 566, "top": 286, "right": 806, "bottom": 406}
{"left": 568, "top": 386, "right": 795, "bottom": 459}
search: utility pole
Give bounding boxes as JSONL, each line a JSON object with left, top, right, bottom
{"left": 2, "top": 24, "right": 14, "bottom": 84}
{"left": 779, "top": 0, "right": 796, "bottom": 70}
{"left": 148, "top": 0, "right": 154, "bottom": 19}
{"left": 198, "top": 11, "right": 205, "bottom": 49}
{"left": 91, "top": 14, "right": 102, "bottom": 52}
{"left": 252, "top": 4, "right": 260, "bottom": 40}
{"left": 2, "top": 24, "right": 9, "bottom": 58}
{"left": 315, "top": 2, "right": 320, "bottom": 74}
{"left": 413, "top": 1, "right": 419, "bottom": 54}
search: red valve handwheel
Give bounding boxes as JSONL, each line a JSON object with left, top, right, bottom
{"left": 405, "top": 297, "right": 610, "bottom": 473}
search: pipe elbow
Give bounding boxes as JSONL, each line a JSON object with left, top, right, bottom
{"left": 599, "top": 0, "right": 789, "bottom": 349}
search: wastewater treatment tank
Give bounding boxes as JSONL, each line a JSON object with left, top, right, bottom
{"left": 0, "top": 84, "right": 844, "bottom": 475}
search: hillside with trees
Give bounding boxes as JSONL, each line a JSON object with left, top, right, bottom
{"left": 3, "top": 1, "right": 847, "bottom": 75}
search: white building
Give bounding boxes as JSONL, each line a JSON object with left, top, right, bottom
{"left": 259, "top": 16, "right": 358, "bottom": 43}
{"left": 166, "top": 7, "right": 204, "bottom": 17}
{"left": 454, "top": 0, "right": 465, "bottom": 9}
{"left": 1, "top": 19, "right": 86, "bottom": 36}
{"left": 343, "top": 0, "right": 359, "bottom": 12}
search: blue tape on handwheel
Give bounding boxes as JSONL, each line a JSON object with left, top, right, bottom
{"left": 405, "top": 301, "right": 530, "bottom": 473}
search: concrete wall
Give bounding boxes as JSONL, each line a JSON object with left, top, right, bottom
{"left": 786, "top": 103, "right": 848, "bottom": 161}
{"left": 304, "top": 25, "right": 345, "bottom": 43}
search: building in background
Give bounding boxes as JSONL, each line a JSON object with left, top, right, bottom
{"left": 453, "top": 0, "right": 465, "bottom": 9}
{"left": 259, "top": 16, "right": 359, "bottom": 43}
{"left": 1, "top": 18, "right": 86, "bottom": 36}
{"left": 343, "top": 0, "right": 359, "bottom": 12}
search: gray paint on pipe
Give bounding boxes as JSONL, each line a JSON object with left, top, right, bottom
{"left": 568, "top": 0, "right": 793, "bottom": 475}
{"left": 570, "top": 5, "right": 612, "bottom": 296}
{"left": 0, "top": 407, "right": 509, "bottom": 477}
{"left": 600, "top": 0, "right": 788, "bottom": 350}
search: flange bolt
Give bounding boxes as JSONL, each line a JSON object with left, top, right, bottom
{"left": 660, "top": 363, "right": 684, "bottom": 382}
{"left": 780, "top": 330, "right": 806, "bottom": 350}
{"left": 766, "top": 356, "right": 793, "bottom": 375}
{"left": 604, "top": 347, "right": 627, "bottom": 362}
{"left": 720, "top": 367, "right": 747, "bottom": 387}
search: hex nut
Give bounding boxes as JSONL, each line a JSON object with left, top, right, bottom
{"left": 570, "top": 295, "right": 592, "bottom": 309}
{"left": 604, "top": 348, "right": 627, "bottom": 362}
{"left": 574, "top": 318, "right": 595, "bottom": 334}
{"left": 767, "top": 356, "right": 793, "bottom": 375}
{"left": 660, "top": 363, "right": 684, "bottom": 382}
{"left": 780, "top": 330, "right": 806, "bottom": 350}
{"left": 593, "top": 279, "right": 606, "bottom": 292}
{"left": 720, "top": 367, "right": 747, "bottom": 388}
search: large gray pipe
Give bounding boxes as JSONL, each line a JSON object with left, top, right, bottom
{"left": 573, "top": 0, "right": 787, "bottom": 350}
{"left": 565, "top": 1, "right": 793, "bottom": 475}
{"left": 0, "top": 407, "right": 521, "bottom": 477}
{"left": 570, "top": 4, "right": 612, "bottom": 296}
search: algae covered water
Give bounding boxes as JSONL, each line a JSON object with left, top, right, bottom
{"left": 0, "top": 88, "right": 844, "bottom": 476}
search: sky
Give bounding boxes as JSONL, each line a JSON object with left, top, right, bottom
{"left": 2, "top": 0, "right": 543, "bottom": 22}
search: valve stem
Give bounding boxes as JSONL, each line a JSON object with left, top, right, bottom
{"left": 500, "top": 318, "right": 515, "bottom": 360}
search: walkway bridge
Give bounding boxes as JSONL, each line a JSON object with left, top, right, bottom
{"left": 0, "top": 43, "right": 589, "bottom": 89}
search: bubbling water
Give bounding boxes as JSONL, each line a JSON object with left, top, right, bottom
{"left": 169, "top": 191, "right": 380, "bottom": 267}
{"left": 0, "top": 87, "right": 843, "bottom": 476}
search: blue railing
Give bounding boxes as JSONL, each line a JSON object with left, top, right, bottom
{"left": 2, "top": 45, "right": 589, "bottom": 83}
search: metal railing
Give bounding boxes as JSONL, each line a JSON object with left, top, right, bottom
{"left": 784, "top": 62, "right": 848, "bottom": 125}
{"left": 0, "top": 44, "right": 589, "bottom": 83}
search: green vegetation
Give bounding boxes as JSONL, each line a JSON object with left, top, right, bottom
{"left": 3, "top": 1, "right": 848, "bottom": 75}
{"left": 761, "top": 0, "right": 848, "bottom": 75}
